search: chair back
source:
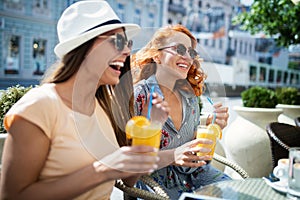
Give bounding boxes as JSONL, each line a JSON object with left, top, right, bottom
{"left": 295, "top": 117, "right": 300, "bottom": 127}
{"left": 266, "top": 122, "right": 300, "bottom": 169}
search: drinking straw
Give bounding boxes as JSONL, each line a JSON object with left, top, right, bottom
{"left": 206, "top": 96, "right": 216, "bottom": 124}
{"left": 147, "top": 86, "right": 155, "bottom": 120}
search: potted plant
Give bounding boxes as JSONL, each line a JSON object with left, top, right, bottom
{"left": 0, "top": 84, "right": 32, "bottom": 163}
{"left": 224, "top": 86, "right": 283, "bottom": 178}
{"left": 235, "top": 86, "right": 283, "bottom": 128}
{"left": 241, "top": 86, "right": 278, "bottom": 108}
{"left": 275, "top": 87, "right": 300, "bottom": 125}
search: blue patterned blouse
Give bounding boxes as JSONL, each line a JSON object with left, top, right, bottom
{"left": 133, "top": 75, "right": 231, "bottom": 199}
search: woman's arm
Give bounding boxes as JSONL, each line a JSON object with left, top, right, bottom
{"left": 0, "top": 116, "right": 158, "bottom": 200}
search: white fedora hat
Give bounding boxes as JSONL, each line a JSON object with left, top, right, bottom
{"left": 54, "top": 0, "right": 140, "bottom": 58}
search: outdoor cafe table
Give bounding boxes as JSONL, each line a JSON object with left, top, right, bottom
{"left": 194, "top": 178, "right": 286, "bottom": 200}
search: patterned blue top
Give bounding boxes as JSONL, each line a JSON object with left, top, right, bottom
{"left": 133, "top": 75, "right": 231, "bottom": 199}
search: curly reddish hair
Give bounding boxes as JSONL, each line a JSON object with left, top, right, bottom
{"left": 132, "top": 24, "right": 206, "bottom": 96}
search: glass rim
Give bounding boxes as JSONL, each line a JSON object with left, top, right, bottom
{"left": 197, "top": 125, "right": 208, "bottom": 128}
{"left": 289, "top": 147, "right": 300, "bottom": 151}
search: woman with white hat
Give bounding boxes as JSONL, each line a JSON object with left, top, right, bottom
{"left": 0, "top": 1, "right": 169, "bottom": 199}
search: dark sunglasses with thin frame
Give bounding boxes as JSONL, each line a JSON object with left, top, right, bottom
{"left": 158, "top": 43, "right": 198, "bottom": 59}
{"left": 98, "top": 33, "right": 133, "bottom": 51}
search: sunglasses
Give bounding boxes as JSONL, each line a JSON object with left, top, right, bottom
{"left": 158, "top": 43, "right": 198, "bottom": 59}
{"left": 98, "top": 33, "right": 133, "bottom": 51}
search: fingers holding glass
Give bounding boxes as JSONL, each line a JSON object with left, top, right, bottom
{"left": 173, "top": 138, "right": 213, "bottom": 167}
{"left": 99, "top": 146, "right": 159, "bottom": 174}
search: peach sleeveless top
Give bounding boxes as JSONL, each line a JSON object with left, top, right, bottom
{"left": 4, "top": 83, "right": 119, "bottom": 199}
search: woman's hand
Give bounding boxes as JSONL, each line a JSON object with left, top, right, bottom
{"left": 206, "top": 102, "right": 229, "bottom": 129}
{"left": 172, "top": 138, "right": 213, "bottom": 168}
{"left": 141, "top": 92, "right": 170, "bottom": 124}
{"left": 96, "top": 145, "right": 159, "bottom": 181}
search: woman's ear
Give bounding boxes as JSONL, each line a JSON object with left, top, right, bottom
{"left": 153, "top": 56, "right": 161, "bottom": 64}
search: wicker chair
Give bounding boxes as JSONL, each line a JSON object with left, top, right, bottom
{"left": 295, "top": 117, "right": 300, "bottom": 127}
{"left": 266, "top": 122, "right": 300, "bottom": 169}
{"left": 115, "top": 153, "right": 249, "bottom": 200}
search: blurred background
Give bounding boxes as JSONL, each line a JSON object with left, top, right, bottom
{"left": 0, "top": 0, "right": 299, "bottom": 96}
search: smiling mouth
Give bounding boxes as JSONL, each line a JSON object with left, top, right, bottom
{"left": 109, "top": 61, "right": 124, "bottom": 70}
{"left": 177, "top": 63, "right": 189, "bottom": 69}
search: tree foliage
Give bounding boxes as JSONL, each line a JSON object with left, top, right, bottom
{"left": 0, "top": 85, "right": 32, "bottom": 133}
{"left": 233, "top": 0, "right": 300, "bottom": 47}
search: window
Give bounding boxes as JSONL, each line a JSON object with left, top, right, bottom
{"left": 284, "top": 71, "right": 289, "bottom": 84}
{"left": 198, "top": 0, "right": 202, "bottom": 8}
{"left": 219, "top": 39, "right": 223, "bottom": 49}
{"left": 259, "top": 67, "right": 266, "bottom": 82}
{"left": 234, "top": 39, "right": 237, "bottom": 50}
{"left": 117, "top": 3, "right": 125, "bottom": 22}
{"left": 249, "top": 44, "right": 252, "bottom": 55}
{"left": 250, "top": 65, "right": 257, "bottom": 81}
{"left": 32, "top": 39, "right": 47, "bottom": 75}
{"left": 134, "top": 9, "right": 141, "bottom": 25}
{"left": 211, "top": 39, "right": 215, "bottom": 47}
{"left": 148, "top": 13, "right": 154, "bottom": 27}
{"left": 268, "top": 69, "right": 274, "bottom": 83}
{"left": 204, "top": 39, "right": 208, "bottom": 46}
{"left": 5, "top": 35, "right": 20, "bottom": 74}
{"left": 290, "top": 73, "right": 295, "bottom": 84}
{"left": 4, "top": 0, "right": 24, "bottom": 11}
{"left": 34, "top": 0, "right": 48, "bottom": 9}
{"left": 33, "top": 0, "right": 50, "bottom": 15}
{"left": 277, "top": 71, "right": 282, "bottom": 83}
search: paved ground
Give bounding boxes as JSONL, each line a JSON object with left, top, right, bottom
{"left": 111, "top": 186, "right": 123, "bottom": 199}
{"left": 110, "top": 97, "right": 243, "bottom": 199}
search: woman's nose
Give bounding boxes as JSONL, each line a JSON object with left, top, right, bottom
{"left": 122, "top": 45, "right": 131, "bottom": 56}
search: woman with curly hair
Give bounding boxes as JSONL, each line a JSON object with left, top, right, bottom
{"left": 132, "top": 24, "right": 230, "bottom": 199}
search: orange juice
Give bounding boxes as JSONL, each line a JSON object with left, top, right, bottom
{"left": 196, "top": 125, "right": 221, "bottom": 160}
{"left": 126, "top": 116, "right": 162, "bottom": 152}
{"left": 131, "top": 123, "right": 162, "bottom": 149}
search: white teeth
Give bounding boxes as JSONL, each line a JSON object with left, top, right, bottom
{"left": 178, "top": 63, "right": 188, "bottom": 68}
{"left": 109, "top": 61, "right": 124, "bottom": 67}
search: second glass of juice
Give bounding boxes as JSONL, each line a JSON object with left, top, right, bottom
{"left": 196, "top": 125, "right": 218, "bottom": 160}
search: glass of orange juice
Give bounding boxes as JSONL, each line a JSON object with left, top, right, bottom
{"left": 126, "top": 116, "right": 162, "bottom": 154}
{"left": 196, "top": 124, "right": 222, "bottom": 161}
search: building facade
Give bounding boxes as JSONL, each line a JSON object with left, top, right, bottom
{"left": 0, "top": 0, "right": 164, "bottom": 88}
{"left": 164, "top": 0, "right": 299, "bottom": 89}
{"left": 0, "top": 0, "right": 298, "bottom": 90}
{"left": 0, "top": 0, "right": 67, "bottom": 87}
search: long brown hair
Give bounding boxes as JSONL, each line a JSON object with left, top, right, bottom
{"left": 132, "top": 24, "right": 206, "bottom": 96}
{"left": 42, "top": 36, "right": 132, "bottom": 147}
{"left": 95, "top": 56, "right": 133, "bottom": 146}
